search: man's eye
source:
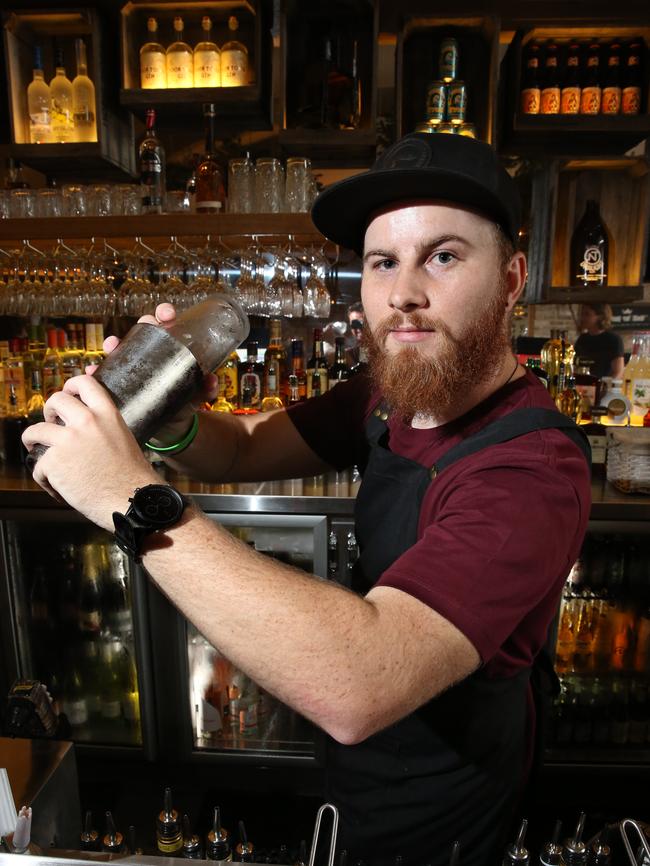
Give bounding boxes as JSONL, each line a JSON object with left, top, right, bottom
{"left": 433, "top": 251, "right": 456, "bottom": 265}
{"left": 376, "top": 259, "right": 396, "bottom": 270}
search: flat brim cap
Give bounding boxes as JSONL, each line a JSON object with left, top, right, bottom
{"left": 311, "top": 133, "right": 521, "bottom": 255}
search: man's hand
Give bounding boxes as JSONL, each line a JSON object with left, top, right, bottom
{"left": 22, "top": 374, "right": 158, "bottom": 531}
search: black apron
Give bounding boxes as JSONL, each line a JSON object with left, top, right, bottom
{"left": 326, "top": 406, "right": 590, "bottom": 866}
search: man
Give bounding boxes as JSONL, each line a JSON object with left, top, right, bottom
{"left": 574, "top": 303, "right": 625, "bottom": 379}
{"left": 24, "top": 134, "right": 591, "bottom": 866}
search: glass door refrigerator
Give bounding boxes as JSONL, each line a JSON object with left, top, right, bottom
{"left": 149, "top": 511, "right": 329, "bottom": 766}
{"left": 0, "top": 508, "right": 157, "bottom": 758}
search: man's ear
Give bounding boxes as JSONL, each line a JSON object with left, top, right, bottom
{"left": 505, "top": 252, "right": 527, "bottom": 311}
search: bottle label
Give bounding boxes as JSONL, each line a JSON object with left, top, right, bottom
{"left": 631, "top": 378, "right": 650, "bottom": 415}
{"left": 240, "top": 372, "right": 261, "bottom": 404}
{"left": 158, "top": 838, "right": 183, "bottom": 854}
{"left": 194, "top": 51, "right": 221, "bottom": 86}
{"left": 580, "top": 86, "right": 601, "bottom": 114}
{"left": 602, "top": 87, "right": 621, "bottom": 114}
{"left": 520, "top": 87, "right": 540, "bottom": 114}
{"left": 140, "top": 157, "right": 162, "bottom": 174}
{"left": 575, "top": 382, "right": 597, "bottom": 407}
{"left": 141, "top": 53, "right": 166, "bottom": 88}
{"left": 577, "top": 245, "right": 606, "bottom": 283}
{"left": 167, "top": 60, "right": 193, "bottom": 87}
{"left": 218, "top": 367, "right": 238, "bottom": 400}
{"left": 541, "top": 86, "right": 560, "bottom": 114}
{"left": 560, "top": 87, "right": 581, "bottom": 114}
{"left": 622, "top": 86, "right": 641, "bottom": 114}
{"left": 221, "top": 50, "right": 248, "bottom": 86}
{"left": 306, "top": 369, "right": 328, "bottom": 398}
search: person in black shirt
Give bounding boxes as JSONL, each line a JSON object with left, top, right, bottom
{"left": 574, "top": 303, "right": 624, "bottom": 379}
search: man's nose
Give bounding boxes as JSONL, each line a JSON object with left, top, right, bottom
{"left": 387, "top": 267, "right": 429, "bottom": 312}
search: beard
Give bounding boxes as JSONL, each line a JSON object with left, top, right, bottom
{"left": 363, "top": 276, "right": 512, "bottom": 422}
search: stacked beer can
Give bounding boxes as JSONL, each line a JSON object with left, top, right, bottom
{"left": 415, "top": 37, "right": 477, "bottom": 138}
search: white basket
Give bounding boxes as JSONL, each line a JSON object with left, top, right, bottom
{"left": 606, "top": 427, "right": 650, "bottom": 495}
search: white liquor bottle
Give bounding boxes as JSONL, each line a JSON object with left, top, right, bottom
{"left": 193, "top": 16, "right": 220, "bottom": 87}
{"left": 50, "top": 48, "right": 74, "bottom": 142}
{"left": 221, "top": 16, "right": 249, "bottom": 87}
{"left": 27, "top": 46, "right": 52, "bottom": 143}
{"left": 140, "top": 17, "right": 167, "bottom": 89}
{"left": 166, "top": 16, "right": 193, "bottom": 88}
{"left": 72, "top": 38, "right": 97, "bottom": 142}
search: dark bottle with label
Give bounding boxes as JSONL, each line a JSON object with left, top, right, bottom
{"left": 520, "top": 41, "right": 542, "bottom": 114}
{"left": 570, "top": 200, "right": 609, "bottom": 287}
{"left": 602, "top": 42, "right": 622, "bottom": 115}
{"left": 237, "top": 341, "right": 262, "bottom": 411}
{"left": 139, "top": 108, "right": 166, "bottom": 214}
{"left": 156, "top": 787, "right": 183, "bottom": 856}
{"left": 329, "top": 337, "right": 351, "bottom": 388}
{"left": 205, "top": 807, "right": 231, "bottom": 861}
{"left": 580, "top": 44, "right": 602, "bottom": 114}
{"left": 541, "top": 41, "right": 561, "bottom": 114}
{"left": 561, "top": 42, "right": 582, "bottom": 114}
{"left": 622, "top": 40, "right": 642, "bottom": 115}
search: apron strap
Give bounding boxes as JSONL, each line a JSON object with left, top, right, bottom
{"left": 432, "top": 408, "right": 591, "bottom": 476}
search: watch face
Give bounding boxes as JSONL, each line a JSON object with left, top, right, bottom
{"left": 132, "top": 484, "right": 185, "bottom": 527}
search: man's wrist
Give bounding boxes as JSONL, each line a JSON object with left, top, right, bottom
{"left": 147, "top": 414, "right": 197, "bottom": 450}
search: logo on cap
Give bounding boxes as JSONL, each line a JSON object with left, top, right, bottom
{"left": 375, "top": 137, "right": 432, "bottom": 171}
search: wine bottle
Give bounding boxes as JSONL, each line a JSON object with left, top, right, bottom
{"left": 570, "top": 200, "right": 609, "bottom": 288}
{"left": 329, "top": 337, "right": 351, "bottom": 388}
{"left": 139, "top": 108, "right": 166, "bottom": 214}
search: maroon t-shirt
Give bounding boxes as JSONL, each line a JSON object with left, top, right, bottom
{"left": 287, "top": 370, "right": 591, "bottom": 678}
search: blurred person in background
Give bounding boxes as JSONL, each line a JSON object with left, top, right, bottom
{"left": 575, "top": 303, "right": 624, "bottom": 379}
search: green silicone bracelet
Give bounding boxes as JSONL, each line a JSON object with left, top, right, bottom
{"left": 145, "top": 413, "right": 200, "bottom": 455}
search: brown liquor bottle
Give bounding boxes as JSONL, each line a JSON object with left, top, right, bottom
{"left": 601, "top": 42, "right": 622, "bottom": 115}
{"left": 622, "top": 40, "right": 642, "bottom": 115}
{"left": 540, "top": 41, "right": 561, "bottom": 114}
{"left": 560, "top": 42, "right": 581, "bottom": 114}
{"left": 520, "top": 41, "right": 541, "bottom": 114}
{"left": 580, "top": 43, "right": 602, "bottom": 114}
{"left": 195, "top": 103, "right": 225, "bottom": 213}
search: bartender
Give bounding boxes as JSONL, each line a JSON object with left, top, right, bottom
{"left": 24, "top": 133, "right": 591, "bottom": 866}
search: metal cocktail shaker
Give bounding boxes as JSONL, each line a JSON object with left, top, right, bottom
{"left": 26, "top": 294, "right": 249, "bottom": 470}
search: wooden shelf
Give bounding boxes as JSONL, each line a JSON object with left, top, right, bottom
{"left": 7, "top": 142, "right": 136, "bottom": 183}
{"left": 278, "top": 128, "right": 377, "bottom": 166}
{"left": 120, "top": 87, "right": 271, "bottom": 131}
{"left": 0, "top": 212, "right": 321, "bottom": 243}
{"left": 543, "top": 285, "right": 645, "bottom": 304}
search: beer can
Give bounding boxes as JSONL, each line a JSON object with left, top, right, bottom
{"left": 439, "top": 37, "right": 459, "bottom": 83}
{"left": 426, "top": 80, "right": 447, "bottom": 122}
{"left": 437, "top": 123, "right": 456, "bottom": 135}
{"left": 447, "top": 80, "right": 468, "bottom": 123}
{"left": 457, "top": 123, "right": 477, "bottom": 138}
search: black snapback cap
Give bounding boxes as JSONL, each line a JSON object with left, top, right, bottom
{"left": 311, "top": 133, "right": 522, "bottom": 255}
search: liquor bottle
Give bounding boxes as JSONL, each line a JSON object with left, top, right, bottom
{"left": 26, "top": 369, "right": 45, "bottom": 423}
{"left": 221, "top": 17, "right": 249, "bottom": 87}
{"left": 520, "top": 41, "right": 541, "bottom": 114}
{"left": 102, "top": 812, "right": 124, "bottom": 854}
{"left": 5, "top": 338, "right": 27, "bottom": 413}
{"left": 560, "top": 42, "right": 581, "bottom": 114}
{"left": 580, "top": 44, "right": 602, "bottom": 115}
{"left": 157, "top": 787, "right": 183, "bottom": 855}
{"left": 501, "top": 818, "right": 529, "bottom": 866}
{"left": 622, "top": 40, "right": 642, "bottom": 115}
{"left": 540, "top": 41, "right": 561, "bottom": 114}
{"left": 212, "top": 384, "right": 235, "bottom": 413}
{"left": 261, "top": 367, "right": 285, "bottom": 412}
{"left": 194, "top": 17, "right": 221, "bottom": 87}
{"left": 525, "top": 357, "right": 549, "bottom": 388}
{"left": 623, "top": 336, "right": 641, "bottom": 399}
{"left": 237, "top": 341, "right": 262, "bottom": 411}
{"left": 50, "top": 49, "right": 74, "bottom": 143}
{"left": 42, "top": 329, "right": 64, "bottom": 400}
{"left": 563, "top": 813, "right": 587, "bottom": 866}
{"left": 195, "top": 104, "right": 226, "bottom": 213}
{"left": 288, "top": 340, "right": 307, "bottom": 402}
{"left": 100, "top": 635, "right": 125, "bottom": 721}
{"left": 166, "top": 17, "right": 194, "bottom": 88}
{"left": 59, "top": 329, "right": 84, "bottom": 382}
{"left": 105, "top": 547, "right": 132, "bottom": 637}
{"left": 573, "top": 364, "right": 599, "bottom": 421}
{"left": 81, "top": 634, "right": 103, "bottom": 717}
{"left": 182, "top": 815, "right": 202, "bottom": 859}
{"left": 541, "top": 330, "right": 563, "bottom": 398}
{"left": 78, "top": 543, "right": 104, "bottom": 635}
{"left": 28, "top": 322, "right": 46, "bottom": 365}
{"left": 601, "top": 42, "right": 622, "bottom": 115}
{"left": 205, "top": 807, "right": 231, "bottom": 861}
{"left": 306, "top": 329, "right": 328, "bottom": 397}
{"left": 61, "top": 660, "right": 89, "bottom": 730}
{"left": 628, "top": 334, "right": 650, "bottom": 424}
{"left": 139, "top": 108, "right": 166, "bottom": 214}
{"left": 27, "top": 46, "right": 52, "bottom": 144}
{"left": 346, "top": 40, "right": 362, "bottom": 129}
{"left": 72, "top": 39, "right": 97, "bottom": 142}
{"left": 539, "top": 820, "right": 562, "bottom": 866}
{"left": 216, "top": 351, "right": 239, "bottom": 406}
{"left": 264, "top": 318, "right": 286, "bottom": 395}
{"left": 329, "top": 337, "right": 351, "bottom": 389}
{"left": 310, "top": 369, "right": 322, "bottom": 399}
{"left": 119, "top": 643, "right": 140, "bottom": 730}
{"left": 555, "top": 375, "right": 580, "bottom": 420}
{"left": 236, "top": 821, "right": 254, "bottom": 863}
{"left": 80, "top": 811, "right": 100, "bottom": 852}
{"left": 81, "top": 322, "right": 102, "bottom": 367}
{"left": 570, "top": 200, "right": 609, "bottom": 287}
{"left": 140, "top": 17, "right": 167, "bottom": 89}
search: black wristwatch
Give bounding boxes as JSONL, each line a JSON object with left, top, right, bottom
{"left": 112, "top": 484, "right": 188, "bottom": 563}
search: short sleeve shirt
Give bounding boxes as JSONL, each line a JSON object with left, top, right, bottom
{"left": 575, "top": 330, "right": 624, "bottom": 378}
{"left": 287, "top": 370, "right": 592, "bottom": 679}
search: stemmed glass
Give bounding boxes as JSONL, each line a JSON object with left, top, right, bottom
{"left": 302, "top": 245, "right": 332, "bottom": 319}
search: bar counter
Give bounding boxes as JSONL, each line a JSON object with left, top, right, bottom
{"left": 0, "top": 464, "right": 647, "bottom": 520}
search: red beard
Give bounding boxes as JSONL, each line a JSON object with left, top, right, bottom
{"left": 362, "top": 282, "right": 511, "bottom": 421}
